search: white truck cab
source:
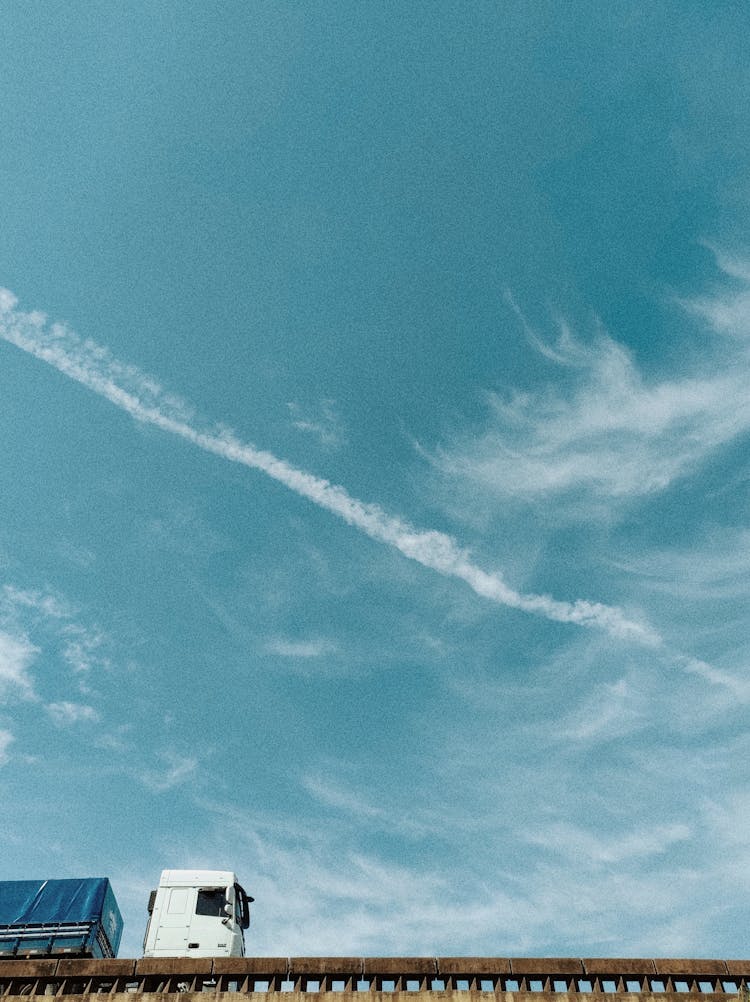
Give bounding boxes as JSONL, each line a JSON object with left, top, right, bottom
{"left": 142, "top": 869, "right": 252, "bottom": 958}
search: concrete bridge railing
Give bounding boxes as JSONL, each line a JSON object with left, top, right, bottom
{"left": 1, "top": 957, "right": 749, "bottom": 999}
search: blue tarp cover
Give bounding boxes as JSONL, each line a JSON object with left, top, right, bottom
{"left": 0, "top": 878, "right": 109, "bottom": 926}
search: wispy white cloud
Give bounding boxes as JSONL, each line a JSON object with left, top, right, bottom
{"left": 265, "top": 637, "right": 337, "bottom": 658}
{"left": 46, "top": 700, "right": 100, "bottom": 725}
{"left": 192, "top": 800, "right": 488, "bottom": 955}
{"left": 0, "top": 582, "right": 110, "bottom": 691}
{"left": 527, "top": 820, "right": 692, "bottom": 865}
{"left": 147, "top": 662, "right": 750, "bottom": 960}
{"left": 2, "top": 585, "right": 71, "bottom": 620}
{"left": 0, "top": 288, "right": 656, "bottom": 645}
{"left": 436, "top": 253, "right": 750, "bottom": 503}
{"left": 288, "top": 398, "right": 345, "bottom": 448}
{"left": 616, "top": 528, "right": 750, "bottom": 603}
{"left": 0, "top": 729, "right": 13, "bottom": 766}
{"left": 61, "top": 626, "right": 108, "bottom": 674}
{"left": 137, "top": 750, "right": 198, "bottom": 793}
{"left": 557, "top": 677, "right": 646, "bottom": 743}
{"left": 682, "top": 245, "right": 750, "bottom": 336}
{"left": 302, "top": 773, "right": 388, "bottom": 821}
{"left": 611, "top": 530, "right": 750, "bottom": 702}
{"left": 188, "top": 794, "right": 713, "bottom": 958}
{"left": 0, "top": 630, "right": 38, "bottom": 700}
{"left": 678, "top": 654, "right": 750, "bottom": 702}
{"left": 301, "top": 771, "right": 435, "bottom": 839}
{"left": 93, "top": 724, "right": 133, "bottom": 754}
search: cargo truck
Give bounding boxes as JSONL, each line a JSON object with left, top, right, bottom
{"left": 142, "top": 869, "right": 252, "bottom": 958}
{"left": 0, "top": 878, "right": 123, "bottom": 959}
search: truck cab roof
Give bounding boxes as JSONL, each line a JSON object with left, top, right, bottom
{"left": 157, "top": 870, "right": 238, "bottom": 887}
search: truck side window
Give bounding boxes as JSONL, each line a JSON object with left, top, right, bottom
{"left": 195, "top": 888, "right": 224, "bottom": 917}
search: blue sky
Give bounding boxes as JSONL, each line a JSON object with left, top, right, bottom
{"left": 1, "top": 1, "right": 750, "bottom": 959}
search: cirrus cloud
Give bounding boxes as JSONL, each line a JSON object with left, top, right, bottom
{"left": 434, "top": 253, "right": 750, "bottom": 504}
{"left": 0, "top": 729, "right": 13, "bottom": 766}
{"left": 0, "top": 630, "right": 38, "bottom": 700}
{"left": 46, "top": 701, "right": 100, "bottom": 726}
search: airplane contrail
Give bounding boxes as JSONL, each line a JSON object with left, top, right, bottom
{"left": 0, "top": 288, "right": 659, "bottom": 645}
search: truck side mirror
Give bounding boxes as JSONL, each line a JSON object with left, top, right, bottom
{"left": 235, "top": 884, "right": 252, "bottom": 930}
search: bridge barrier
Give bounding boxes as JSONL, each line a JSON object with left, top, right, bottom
{"left": 0, "top": 957, "right": 748, "bottom": 998}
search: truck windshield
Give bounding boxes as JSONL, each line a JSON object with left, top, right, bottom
{"left": 195, "top": 888, "right": 225, "bottom": 917}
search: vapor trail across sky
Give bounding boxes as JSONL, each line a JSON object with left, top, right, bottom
{"left": 0, "top": 288, "right": 657, "bottom": 645}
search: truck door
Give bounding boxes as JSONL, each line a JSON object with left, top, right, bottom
{"left": 187, "top": 886, "right": 233, "bottom": 955}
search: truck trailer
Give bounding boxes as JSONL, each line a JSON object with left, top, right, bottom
{"left": 0, "top": 878, "right": 123, "bottom": 959}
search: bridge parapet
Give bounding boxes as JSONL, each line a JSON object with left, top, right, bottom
{"left": 0, "top": 958, "right": 748, "bottom": 999}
